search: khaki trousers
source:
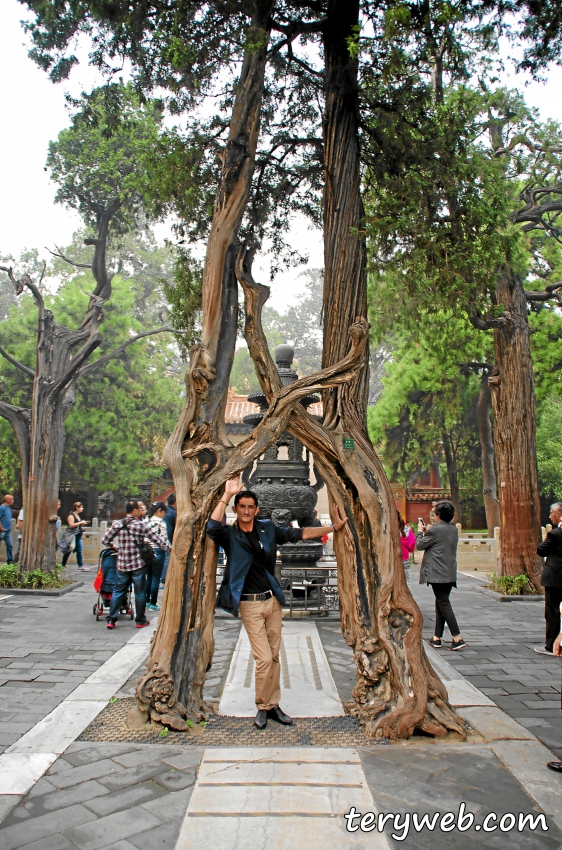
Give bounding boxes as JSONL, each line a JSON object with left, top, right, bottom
{"left": 239, "top": 596, "right": 282, "bottom": 710}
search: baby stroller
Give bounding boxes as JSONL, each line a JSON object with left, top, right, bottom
{"left": 92, "top": 547, "right": 134, "bottom": 621}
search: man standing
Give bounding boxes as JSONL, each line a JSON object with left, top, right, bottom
{"left": 535, "top": 502, "right": 562, "bottom": 656}
{"left": 207, "top": 474, "right": 348, "bottom": 729}
{"left": 160, "top": 493, "right": 177, "bottom": 588}
{"left": 102, "top": 499, "right": 169, "bottom": 630}
{"left": 0, "top": 494, "right": 14, "bottom": 564}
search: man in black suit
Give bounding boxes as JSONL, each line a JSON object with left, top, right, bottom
{"left": 535, "top": 502, "right": 562, "bottom": 656}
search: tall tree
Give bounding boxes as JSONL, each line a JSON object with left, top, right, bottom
{"left": 0, "top": 85, "right": 184, "bottom": 571}
{"left": 363, "top": 10, "right": 562, "bottom": 583}
{"left": 18, "top": 0, "right": 470, "bottom": 740}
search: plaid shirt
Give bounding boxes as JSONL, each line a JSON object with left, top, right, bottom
{"left": 102, "top": 516, "right": 170, "bottom": 572}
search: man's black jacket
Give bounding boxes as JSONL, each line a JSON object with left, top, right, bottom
{"left": 207, "top": 517, "right": 302, "bottom": 616}
{"left": 537, "top": 526, "right": 562, "bottom": 587}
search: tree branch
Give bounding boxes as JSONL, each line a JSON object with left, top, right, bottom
{"left": 77, "top": 325, "right": 189, "bottom": 379}
{"left": 47, "top": 245, "right": 92, "bottom": 269}
{"left": 235, "top": 245, "right": 340, "bottom": 463}
{"left": 0, "top": 344, "right": 34, "bottom": 377}
{"left": 194, "top": 312, "right": 369, "bottom": 487}
{"left": 0, "top": 266, "right": 44, "bottom": 311}
{"left": 286, "top": 41, "right": 324, "bottom": 78}
{"left": 468, "top": 312, "right": 509, "bottom": 331}
{"left": 524, "top": 281, "right": 562, "bottom": 301}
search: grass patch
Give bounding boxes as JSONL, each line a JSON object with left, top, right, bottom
{"left": 485, "top": 571, "right": 538, "bottom": 595}
{"left": 0, "top": 563, "right": 70, "bottom": 589}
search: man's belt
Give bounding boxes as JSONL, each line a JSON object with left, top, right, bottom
{"left": 240, "top": 590, "right": 273, "bottom": 602}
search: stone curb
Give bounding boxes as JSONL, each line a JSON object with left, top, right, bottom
{"left": 0, "top": 580, "right": 84, "bottom": 596}
{"left": 475, "top": 586, "right": 543, "bottom": 602}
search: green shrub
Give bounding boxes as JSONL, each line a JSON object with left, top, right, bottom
{"left": 486, "top": 571, "right": 537, "bottom": 595}
{"left": 0, "top": 563, "right": 67, "bottom": 589}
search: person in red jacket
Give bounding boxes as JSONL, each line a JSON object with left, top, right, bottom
{"left": 398, "top": 511, "right": 416, "bottom": 583}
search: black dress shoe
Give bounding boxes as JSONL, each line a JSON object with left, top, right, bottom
{"left": 254, "top": 709, "right": 268, "bottom": 729}
{"left": 547, "top": 762, "right": 562, "bottom": 773}
{"left": 267, "top": 706, "right": 293, "bottom": 726}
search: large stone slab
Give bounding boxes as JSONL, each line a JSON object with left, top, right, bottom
{"left": 188, "top": 782, "right": 372, "bottom": 815}
{"left": 5, "top": 701, "right": 107, "bottom": 755}
{"left": 458, "top": 706, "right": 537, "bottom": 741}
{"left": 445, "top": 679, "right": 495, "bottom": 707}
{"left": 0, "top": 753, "right": 57, "bottom": 795}
{"left": 197, "top": 760, "right": 366, "bottom": 786}
{"left": 176, "top": 816, "right": 389, "bottom": 850}
{"left": 219, "top": 621, "right": 344, "bottom": 717}
{"left": 491, "top": 739, "right": 562, "bottom": 832}
{"left": 85, "top": 646, "right": 148, "bottom": 685}
{"left": 203, "top": 747, "right": 361, "bottom": 763}
{"left": 176, "top": 747, "right": 390, "bottom": 850}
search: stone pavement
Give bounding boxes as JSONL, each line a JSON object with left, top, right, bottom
{"left": 409, "top": 569, "right": 562, "bottom": 761}
{"left": 1, "top": 568, "right": 562, "bottom": 849}
{"left": 0, "top": 567, "right": 136, "bottom": 756}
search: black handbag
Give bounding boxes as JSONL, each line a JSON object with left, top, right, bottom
{"left": 122, "top": 520, "right": 155, "bottom": 568}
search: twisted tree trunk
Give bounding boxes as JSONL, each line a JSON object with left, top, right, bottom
{"left": 235, "top": 0, "right": 465, "bottom": 740}
{"left": 135, "top": 0, "right": 278, "bottom": 728}
{"left": 477, "top": 373, "right": 500, "bottom": 536}
{"left": 136, "top": 0, "right": 464, "bottom": 741}
{"left": 489, "top": 269, "right": 543, "bottom": 584}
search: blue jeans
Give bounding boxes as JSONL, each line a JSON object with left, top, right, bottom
{"left": 62, "top": 534, "right": 83, "bottom": 568}
{"left": 161, "top": 549, "right": 171, "bottom": 584}
{"left": 147, "top": 548, "right": 165, "bottom": 605}
{"left": 107, "top": 567, "right": 147, "bottom": 624}
{"left": 1, "top": 531, "right": 13, "bottom": 563}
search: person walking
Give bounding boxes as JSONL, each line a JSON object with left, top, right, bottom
{"left": 160, "top": 493, "right": 177, "bottom": 588}
{"left": 534, "top": 501, "right": 562, "bottom": 656}
{"left": 417, "top": 499, "right": 467, "bottom": 651}
{"left": 0, "top": 495, "right": 14, "bottom": 564}
{"left": 145, "top": 501, "right": 168, "bottom": 610}
{"left": 102, "top": 498, "right": 169, "bottom": 629}
{"left": 61, "top": 502, "right": 89, "bottom": 572}
{"left": 207, "top": 474, "right": 348, "bottom": 730}
{"left": 398, "top": 511, "right": 416, "bottom": 583}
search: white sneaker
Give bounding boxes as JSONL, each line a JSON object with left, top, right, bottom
{"left": 533, "top": 646, "right": 554, "bottom": 656}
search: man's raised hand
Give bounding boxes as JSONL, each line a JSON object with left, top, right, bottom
{"left": 224, "top": 474, "right": 244, "bottom": 500}
{"left": 332, "top": 504, "right": 349, "bottom": 532}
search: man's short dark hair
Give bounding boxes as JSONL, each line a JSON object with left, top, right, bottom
{"left": 167, "top": 493, "right": 176, "bottom": 506}
{"left": 234, "top": 490, "right": 259, "bottom": 507}
{"left": 125, "top": 499, "right": 140, "bottom": 514}
{"left": 435, "top": 500, "right": 455, "bottom": 523}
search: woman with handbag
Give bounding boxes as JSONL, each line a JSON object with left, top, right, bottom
{"left": 61, "top": 502, "right": 89, "bottom": 572}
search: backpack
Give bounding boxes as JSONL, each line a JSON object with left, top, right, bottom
{"left": 122, "top": 519, "right": 155, "bottom": 568}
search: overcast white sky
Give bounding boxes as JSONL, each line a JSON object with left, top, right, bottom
{"left": 1, "top": 0, "right": 561, "bottom": 310}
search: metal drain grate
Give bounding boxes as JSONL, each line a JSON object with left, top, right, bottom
{"left": 77, "top": 698, "right": 373, "bottom": 747}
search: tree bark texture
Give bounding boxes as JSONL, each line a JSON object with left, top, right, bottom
{"left": 321, "top": 0, "right": 369, "bottom": 428}
{"left": 488, "top": 269, "right": 543, "bottom": 584}
{"left": 477, "top": 374, "right": 501, "bottom": 536}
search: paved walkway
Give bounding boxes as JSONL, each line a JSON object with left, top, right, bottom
{"left": 1, "top": 568, "right": 562, "bottom": 849}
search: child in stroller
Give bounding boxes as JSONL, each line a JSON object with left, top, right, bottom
{"left": 93, "top": 547, "right": 134, "bottom": 621}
